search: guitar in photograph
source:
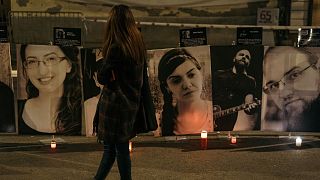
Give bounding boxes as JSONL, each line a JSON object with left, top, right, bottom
{"left": 213, "top": 99, "right": 261, "bottom": 119}
{"left": 213, "top": 99, "right": 261, "bottom": 130}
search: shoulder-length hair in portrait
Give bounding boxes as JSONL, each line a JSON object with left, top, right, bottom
{"left": 16, "top": 44, "right": 83, "bottom": 135}
{"left": 148, "top": 45, "right": 212, "bottom": 136}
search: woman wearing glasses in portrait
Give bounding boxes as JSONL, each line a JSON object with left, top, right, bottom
{"left": 18, "top": 44, "right": 82, "bottom": 135}
{"left": 262, "top": 46, "right": 320, "bottom": 132}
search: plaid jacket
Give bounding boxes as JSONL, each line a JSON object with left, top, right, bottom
{"left": 97, "top": 44, "right": 144, "bottom": 143}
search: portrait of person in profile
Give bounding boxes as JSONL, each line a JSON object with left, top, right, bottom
{"left": 18, "top": 44, "right": 82, "bottom": 135}
{"left": 0, "top": 43, "right": 16, "bottom": 133}
{"left": 262, "top": 46, "right": 320, "bottom": 132}
{"left": 84, "top": 57, "right": 104, "bottom": 137}
{"left": 0, "top": 80, "right": 15, "bottom": 133}
{"left": 158, "top": 48, "right": 214, "bottom": 136}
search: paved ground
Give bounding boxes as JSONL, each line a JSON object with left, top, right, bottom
{"left": 0, "top": 132, "right": 319, "bottom": 180}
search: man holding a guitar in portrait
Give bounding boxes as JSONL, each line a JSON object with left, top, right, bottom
{"left": 213, "top": 49, "right": 260, "bottom": 131}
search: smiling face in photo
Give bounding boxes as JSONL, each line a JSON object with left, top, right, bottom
{"left": 166, "top": 60, "right": 203, "bottom": 102}
{"left": 24, "top": 45, "right": 71, "bottom": 94}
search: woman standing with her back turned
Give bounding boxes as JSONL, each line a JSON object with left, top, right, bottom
{"left": 94, "top": 4, "right": 146, "bottom": 180}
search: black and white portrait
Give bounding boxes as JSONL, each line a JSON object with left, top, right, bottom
{"left": 17, "top": 44, "right": 82, "bottom": 135}
{"left": 148, "top": 45, "right": 212, "bottom": 136}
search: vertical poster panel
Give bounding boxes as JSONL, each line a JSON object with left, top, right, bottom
{"left": 0, "top": 43, "right": 16, "bottom": 133}
{"left": 262, "top": 46, "right": 320, "bottom": 132}
{"left": 148, "top": 45, "right": 212, "bottom": 136}
{"left": 211, "top": 45, "right": 263, "bottom": 131}
{"left": 16, "top": 44, "right": 83, "bottom": 135}
{"left": 81, "top": 48, "right": 102, "bottom": 137}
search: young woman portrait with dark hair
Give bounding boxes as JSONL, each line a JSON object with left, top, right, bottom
{"left": 19, "top": 44, "right": 82, "bottom": 135}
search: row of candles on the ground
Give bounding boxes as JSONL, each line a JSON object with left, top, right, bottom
{"left": 49, "top": 135, "right": 134, "bottom": 151}
{"left": 49, "top": 132, "right": 303, "bottom": 150}
{"left": 201, "top": 130, "right": 237, "bottom": 150}
{"left": 200, "top": 130, "right": 303, "bottom": 150}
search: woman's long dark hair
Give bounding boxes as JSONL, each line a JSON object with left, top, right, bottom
{"left": 20, "top": 44, "right": 82, "bottom": 135}
{"left": 158, "top": 48, "right": 201, "bottom": 136}
{"left": 102, "top": 4, "right": 146, "bottom": 64}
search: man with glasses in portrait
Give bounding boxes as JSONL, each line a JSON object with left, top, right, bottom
{"left": 263, "top": 46, "right": 320, "bottom": 132}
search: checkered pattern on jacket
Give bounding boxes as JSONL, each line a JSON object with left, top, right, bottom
{"left": 97, "top": 45, "right": 144, "bottom": 143}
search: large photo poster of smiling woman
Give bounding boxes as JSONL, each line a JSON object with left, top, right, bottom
{"left": 148, "top": 45, "right": 212, "bottom": 136}
{"left": 16, "top": 44, "right": 83, "bottom": 135}
{"left": 262, "top": 46, "right": 320, "bottom": 132}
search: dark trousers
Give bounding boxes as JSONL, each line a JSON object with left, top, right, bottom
{"left": 94, "top": 141, "right": 131, "bottom": 180}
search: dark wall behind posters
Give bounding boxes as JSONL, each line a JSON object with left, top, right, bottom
{"left": 262, "top": 46, "right": 320, "bottom": 132}
{"left": 16, "top": 44, "right": 83, "bottom": 135}
{"left": 147, "top": 45, "right": 212, "bottom": 136}
{"left": 210, "top": 45, "right": 263, "bottom": 131}
{"left": 0, "top": 43, "right": 16, "bottom": 133}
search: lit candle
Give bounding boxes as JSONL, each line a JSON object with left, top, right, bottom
{"left": 51, "top": 140, "right": 56, "bottom": 149}
{"left": 231, "top": 136, "right": 237, "bottom": 144}
{"left": 201, "top": 130, "right": 207, "bottom": 139}
{"left": 296, "top": 137, "right": 302, "bottom": 147}
{"left": 51, "top": 135, "right": 56, "bottom": 149}
{"left": 129, "top": 141, "right": 133, "bottom": 152}
{"left": 200, "top": 130, "right": 208, "bottom": 150}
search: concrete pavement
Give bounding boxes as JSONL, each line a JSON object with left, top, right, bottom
{"left": 0, "top": 132, "right": 319, "bottom": 180}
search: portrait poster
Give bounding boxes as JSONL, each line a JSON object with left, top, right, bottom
{"left": 210, "top": 45, "right": 263, "bottom": 131}
{"left": 16, "top": 44, "right": 83, "bottom": 135}
{"left": 261, "top": 46, "right": 320, "bottom": 132}
{"left": 147, "top": 45, "right": 212, "bottom": 136}
{"left": 0, "top": 43, "right": 16, "bottom": 133}
{"left": 80, "top": 47, "right": 102, "bottom": 137}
